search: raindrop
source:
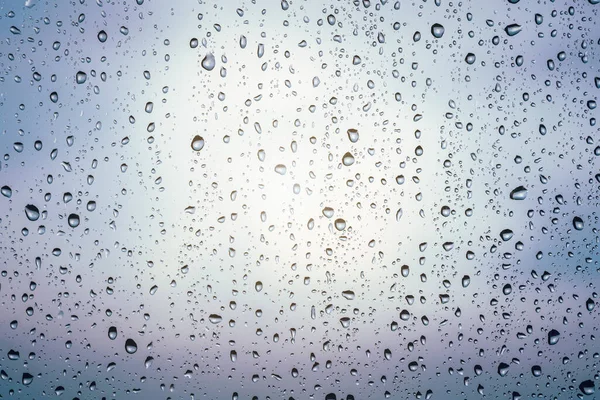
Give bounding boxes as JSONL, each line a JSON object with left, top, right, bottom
{"left": 547, "top": 329, "right": 560, "bottom": 345}
{"left": 431, "top": 23, "right": 445, "bottom": 38}
{"left": 76, "top": 71, "right": 87, "bottom": 84}
{"left": 505, "top": 24, "right": 522, "bottom": 36}
{"left": 191, "top": 135, "right": 205, "bottom": 151}
{"left": 509, "top": 186, "right": 527, "bottom": 200}
{"left": 125, "top": 339, "right": 138, "bottom": 354}
{"left": 573, "top": 216, "right": 584, "bottom": 230}
{"left": 201, "top": 53, "right": 216, "bottom": 71}
{"left": 25, "top": 205, "right": 40, "bottom": 221}
{"left": 68, "top": 213, "right": 80, "bottom": 228}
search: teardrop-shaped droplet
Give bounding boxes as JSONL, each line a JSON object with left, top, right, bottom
{"left": 25, "top": 204, "right": 40, "bottom": 221}
{"left": 125, "top": 338, "right": 138, "bottom": 354}
{"left": 201, "top": 53, "right": 216, "bottom": 71}
{"left": 586, "top": 298, "right": 595, "bottom": 311}
{"left": 1, "top": 185, "right": 12, "bottom": 198}
{"left": 342, "top": 152, "right": 355, "bottom": 166}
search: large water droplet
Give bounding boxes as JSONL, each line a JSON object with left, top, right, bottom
{"left": 201, "top": 53, "right": 216, "bottom": 71}
{"left": 108, "top": 326, "right": 117, "bottom": 340}
{"left": 1, "top": 185, "right": 12, "bottom": 198}
{"left": 125, "top": 338, "right": 138, "bottom": 354}
{"left": 505, "top": 24, "right": 522, "bottom": 36}
{"left": 580, "top": 380, "right": 595, "bottom": 395}
{"left": 509, "top": 186, "right": 528, "bottom": 200}
{"left": 342, "top": 152, "right": 355, "bottom": 166}
{"left": 68, "top": 213, "right": 80, "bottom": 228}
{"left": 431, "top": 23, "right": 445, "bottom": 38}
{"left": 497, "top": 362, "right": 510, "bottom": 377}
{"left": 573, "top": 216, "right": 584, "bottom": 230}
{"left": 191, "top": 135, "right": 205, "bottom": 151}
{"left": 76, "top": 71, "right": 87, "bottom": 84}
{"left": 208, "top": 314, "right": 222, "bottom": 324}
{"left": 25, "top": 205, "right": 40, "bottom": 221}
{"left": 547, "top": 329, "right": 560, "bottom": 345}
{"left": 22, "top": 373, "right": 33, "bottom": 385}
{"left": 97, "top": 30, "right": 107, "bottom": 42}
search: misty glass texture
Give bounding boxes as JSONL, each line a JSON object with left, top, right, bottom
{"left": 0, "top": 0, "right": 599, "bottom": 399}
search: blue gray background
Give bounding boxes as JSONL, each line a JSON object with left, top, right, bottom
{"left": 0, "top": 0, "right": 598, "bottom": 399}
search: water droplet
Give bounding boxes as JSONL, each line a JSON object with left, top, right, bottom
{"left": 342, "top": 152, "right": 355, "bottom": 166}
{"left": 208, "top": 314, "right": 222, "bottom": 324}
{"left": 347, "top": 129, "right": 359, "bottom": 143}
{"left": 125, "top": 339, "right": 138, "bottom": 354}
{"left": 25, "top": 205, "right": 40, "bottom": 221}
{"left": 497, "top": 362, "right": 510, "bottom": 377}
{"left": 505, "top": 24, "right": 522, "bottom": 36}
{"left": 98, "top": 30, "right": 107, "bottom": 42}
{"left": 547, "top": 329, "right": 560, "bottom": 345}
{"left": 322, "top": 207, "right": 334, "bottom": 218}
{"left": 342, "top": 290, "right": 355, "bottom": 300}
{"left": 1, "top": 185, "right": 12, "bottom": 198}
{"left": 191, "top": 135, "right": 205, "bottom": 151}
{"left": 573, "top": 216, "right": 584, "bottom": 230}
{"left": 274, "top": 164, "right": 287, "bottom": 175}
{"left": 68, "top": 213, "right": 80, "bottom": 228}
{"left": 22, "top": 373, "right": 33, "bottom": 385}
{"left": 201, "top": 53, "right": 216, "bottom": 71}
{"left": 500, "top": 229, "right": 514, "bottom": 241}
{"left": 509, "top": 186, "right": 527, "bottom": 200}
{"left": 586, "top": 298, "right": 595, "bottom": 311}
{"left": 190, "top": 38, "right": 198, "bottom": 48}
{"left": 580, "top": 380, "right": 595, "bottom": 395}
{"left": 465, "top": 53, "right": 476, "bottom": 64}
{"left": 431, "top": 23, "right": 445, "bottom": 38}
{"left": 76, "top": 71, "right": 87, "bottom": 84}
{"left": 108, "top": 326, "right": 117, "bottom": 340}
